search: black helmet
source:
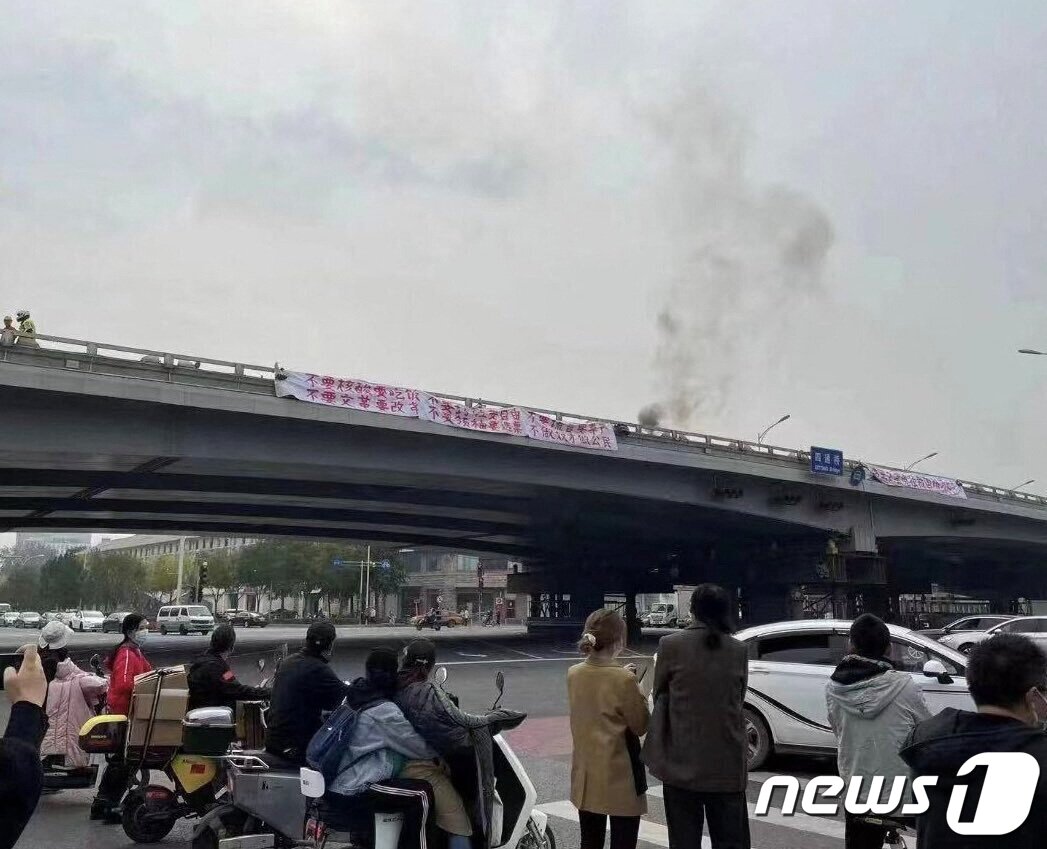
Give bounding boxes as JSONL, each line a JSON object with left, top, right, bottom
{"left": 16, "top": 310, "right": 29, "bottom": 321}
{"left": 305, "top": 621, "right": 337, "bottom": 655}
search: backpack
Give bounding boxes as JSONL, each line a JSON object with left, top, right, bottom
{"left": 305, "top": 700, "right": 379, "bottom": 780}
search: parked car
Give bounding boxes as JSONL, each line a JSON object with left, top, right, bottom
{"left": 268, "top": 608, "right": 299, "bottom": 620}
{"left": 916, "top": 614, "right": 1014, "bottom": 642}
{"left": 70, "top": 610, "right": 105, "bottom": 632}
{"left": 14, "top": 612, "right": 42, "bottom": 629}
{"left": 1, "top": 612, "right": 20, "bottom": 627}
{"left": 221, "top": 609, "right": 269, "bottom": 628}
{"left": 41, "top": 612, "right": 63, "bottom": 625}
{"left": 156, "top": 604, "right": 215, "bottom": 635}
{"left": 409, "top": 609, "right": 466, "bottom": 629}
{"left": 102, "top": 611, "right": 133, "bottom": 633}
{"left": 56, "top": 611, "right": 76, "bottom": 626}
{"left": 939, "top": 615, "right": 1047, "bottom": 654}
{"left": 650, "top": 619, "right": 973, "bottom": 771}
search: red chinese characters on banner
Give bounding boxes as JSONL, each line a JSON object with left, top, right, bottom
{"left": 276, "top": 372, "right": 419, "bottom": 417}
{"left": 276, "top": 371, "right": 616, "bottom": 451}
{"left": 417, "top": 394, "right": 524, "bottom": 436}
{"left": 524, "top": 411, "right": 618, "bottom": 451}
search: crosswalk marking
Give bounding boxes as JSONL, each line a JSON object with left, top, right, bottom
{"left": 541, "top": 788, "right": 918, "bottom": 847}
{"left": 537, "top": 800, "right": 695, "bottom": 849}
{"left": 647, "top": 785, "right": 845, "bottom": 840}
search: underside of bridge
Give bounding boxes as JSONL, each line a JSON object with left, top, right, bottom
{"left": 3, "top": 378, "right": 1047, "bottom": 628}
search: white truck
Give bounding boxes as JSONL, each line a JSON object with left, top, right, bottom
{"left": 647, "top": 586, "right": 698, "bottom": 628}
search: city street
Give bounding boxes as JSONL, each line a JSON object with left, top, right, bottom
{"left": 1, "top": 627, "right": 841, "bottom": 849}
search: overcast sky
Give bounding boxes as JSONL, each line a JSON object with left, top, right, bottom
{"left": 3, "top": 2, "right": 1047, "bottom": 495}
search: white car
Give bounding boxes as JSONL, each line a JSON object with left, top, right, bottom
{"left": 939, "top": 615, "right": 1047, "bottom": 654}
{"left": 652, "top": 619, "right": 974, "bottom": 770}
{"left": 14, "top": 612, "right": 41, "bottom": 629}
{"left": 70, "top": 610, "right": 105, "bottom": 632}
{"left": 2, "top": 612, "right": 20, "bottom": 627}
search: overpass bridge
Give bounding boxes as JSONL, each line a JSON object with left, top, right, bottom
{"left": 2, "top": 334, "right": 1047, "bottom": 624}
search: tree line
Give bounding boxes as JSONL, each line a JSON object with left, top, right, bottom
{"left": 0, "top": 539, "right": 406, "bottom": 615}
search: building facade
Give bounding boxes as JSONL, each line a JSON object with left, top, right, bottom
{"left": 399, "top": 549, "right": 524, "bottom": 622}
{"left": 14, "top": 532, "right": 92, "bottom": 556}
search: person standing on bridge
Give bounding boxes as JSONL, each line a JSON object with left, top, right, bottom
{"left": 568, "top": 608, "right": 650, "bottom": 849}
{"left": 0, "top": 316, "right": 16, "bottom": 347}
{"left": 15, "top": 310, "right": 38, "bottom": 347}
{"left": 643, "top": 584, "right": 750, "bottom": 849}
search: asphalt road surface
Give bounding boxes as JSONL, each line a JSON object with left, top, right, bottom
{"left": 0, "top": 626, "right": 846, "bottom": 849}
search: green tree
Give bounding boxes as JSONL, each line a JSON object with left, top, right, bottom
{"left": 87, "top": 552, "right": 146, "bottom": 611}
{"left": 39, "top": 550, "right": 85, "bottom": 609}
{"left": 146, "top": 555, "right": 180, "bottom": 604}
{"left": 1, "top": 563, "right": 43, "bottom": 610}
{"left": 200, "top": 549, "right": 241, "bottom": 607}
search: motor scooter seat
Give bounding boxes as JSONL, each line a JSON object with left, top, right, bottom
{"left": 242, "top": 749, "right": 301, "bottom": 771}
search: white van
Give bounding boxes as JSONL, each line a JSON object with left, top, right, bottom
{"left": 157, "top": 604, "right": 215, "bottom": 636}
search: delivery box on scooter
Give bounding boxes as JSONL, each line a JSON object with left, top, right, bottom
{"left": 127, "top": 666, "right": 189, "bottom": 748}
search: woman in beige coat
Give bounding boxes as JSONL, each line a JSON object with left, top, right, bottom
{"left": 568, "top": 608, "right": 650, "bottom": 849}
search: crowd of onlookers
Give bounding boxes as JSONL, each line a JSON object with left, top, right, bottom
{"left": 1, "top": 587, "right": 1046, "bottom": 849}
{"left": 0, "top": 311, "right": 38, "bottom": 348}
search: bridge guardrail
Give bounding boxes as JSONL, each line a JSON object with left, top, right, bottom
{"left": 3, "top": 332, "right": 1045, "bottom": 510}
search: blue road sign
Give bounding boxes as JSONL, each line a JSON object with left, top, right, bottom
{"left": 377, "top": 560, "right": 392, "bottom": 570}
{"left": 811, "top": 446, "right": 844, "bottom": 476}
{"left": 332, "top": 558, "right": 348, "bottom": 569}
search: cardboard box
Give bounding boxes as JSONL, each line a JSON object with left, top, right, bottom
{"left": 128, "top": 667, "right": 189, "bottom": 748}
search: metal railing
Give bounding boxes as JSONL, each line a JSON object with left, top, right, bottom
{"left": 3, "top": 331, "right": 1045, "bottom": 510}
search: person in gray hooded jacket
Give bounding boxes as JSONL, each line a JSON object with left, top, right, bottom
{"left": 825, "top": 614, "right": 930, "bottom": 849}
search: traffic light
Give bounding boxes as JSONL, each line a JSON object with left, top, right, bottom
{"left": 199, "top": 562, "right": 209, "bottom": 587}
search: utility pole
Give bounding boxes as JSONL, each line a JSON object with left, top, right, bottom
{"left": 364, "top": 545, "right": 372, "bottom": 623}
{"left": 175, "top": 536, "right": 185, "bottom": 604}
{"left": 477, "top": 562, "right": 485, "bottom": 622}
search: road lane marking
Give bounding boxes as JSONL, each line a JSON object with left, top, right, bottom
{"left": 456, "top": 652, "right": 489, "bottom": 658}
{"left": 648, "top": 785, "right": 844, "bottom": 840}
{"left": 538, "top": 801, "right": 683, "bottom": 849}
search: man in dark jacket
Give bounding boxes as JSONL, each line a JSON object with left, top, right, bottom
{"left": 187, "top": 624, "right": 270, "bottom": 712}
{"left": 900, "top": 633, "right": 1047, "bottom": 849}
{"left": 1, "top": 644, "right": 49, "bottom": 849}
{"left": 265, "top": 622, "right": 350, "bottom": 764}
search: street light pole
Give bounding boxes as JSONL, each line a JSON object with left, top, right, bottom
{"left": 757, "top": 414, "right": 791, "bottom": 446}
{"left": 1018, "top": 349, "right": 1046, "bottom": 356}
{"left": 1012, "top": 479, "right": 1036, "bottom": 492}
{"left": 905, "top": 452, "right": 939, "bottom": 471}
{"left": 175, "top": 536, "right": 185, "bottom": 605}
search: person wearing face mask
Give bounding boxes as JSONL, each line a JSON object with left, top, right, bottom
{"left": 187, "top": 624, "right": 270, "bottom": 711}
{"left": 265, "top": 621, "right": 350, "bottom": 765}
{"left": 568, "top": 609, "right": 650, "bottom": 849}
{"left": 901, "top": 633, "right": 1047, "bottom": 849}
{"left": 92, "top": 613, "right": 153, "bottom": 822}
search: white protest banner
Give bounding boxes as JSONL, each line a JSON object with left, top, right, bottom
{"left": 275, "top": 370, "right": 618, "bottom": 451}
{"left": 869, "top": 466, "right": 967, "bottom": 499}
{"left": 275, "top": 371, "right": 420, "bottom": 417}
{"left": 417, "top": 394, "right": 525, "bottom": 437}
{"left": 524, "top": 410, "right": 618, "bottom": 451}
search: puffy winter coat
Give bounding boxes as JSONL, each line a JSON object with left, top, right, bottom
{"left": 42, "top": 659, "right": 107, "bottom": 767}
{"left": 106, "top": 643, "right": 152, "bottom": 716}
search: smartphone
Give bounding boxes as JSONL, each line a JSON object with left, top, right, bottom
{"left": 0, "top": 654, "right": 23, "bottom": 689}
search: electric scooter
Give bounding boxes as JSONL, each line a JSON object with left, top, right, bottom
{"left": 41, "top": 654, "right": 106, "bottom": 792}
{"left": 191, "top": 669, "right": 554, "bottom": 849}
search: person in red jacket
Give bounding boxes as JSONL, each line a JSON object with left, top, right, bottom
{"left": 91, "top": 613, "right": 152, "bottom": 822}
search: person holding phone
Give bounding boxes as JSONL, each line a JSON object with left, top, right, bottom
{"left": 92, "top": 613, "right": 152, "bottom": 822}
{"left": 567, "top": 608, "right": 650, "bottom": 849}
{"left": 0, "top": 643, "right": 49, "bottom": 849}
